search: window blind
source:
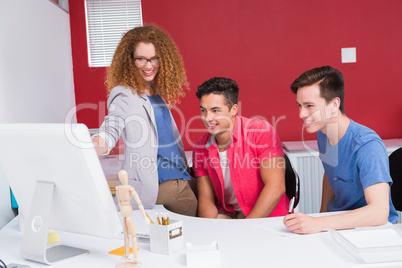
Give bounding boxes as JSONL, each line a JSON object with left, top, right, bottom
{"left": 85, "top": 0, "right": 143, "bottom": 67}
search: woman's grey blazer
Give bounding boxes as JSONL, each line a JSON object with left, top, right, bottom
{"left": 96, "top": 86, "right": 189, "bottom": 209}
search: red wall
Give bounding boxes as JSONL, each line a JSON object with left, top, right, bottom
{"left": 69, "top": 0, "right": 402, "bottom": 151}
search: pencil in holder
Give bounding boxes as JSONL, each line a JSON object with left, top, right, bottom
{"left": 149, "top": 219, "right": 183, "bottom": 255}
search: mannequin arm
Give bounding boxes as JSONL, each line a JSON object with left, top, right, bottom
{"left": 130, "top": 187, "right": 151, "bottom": 224}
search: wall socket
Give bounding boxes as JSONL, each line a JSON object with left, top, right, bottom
{"left": 341, "top": 47, "right": 357, "bottom": 63}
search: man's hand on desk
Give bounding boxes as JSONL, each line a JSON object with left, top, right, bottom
{"left": 283, "top": 212, "right": 325, "bottom": 234}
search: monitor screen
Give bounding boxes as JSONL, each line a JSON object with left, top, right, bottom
{"left": 0, "top": 124, "right": 122, "bottom": 264}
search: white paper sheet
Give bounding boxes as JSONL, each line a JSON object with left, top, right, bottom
{"left": 339, "top": 229, "right": 402, "bottom": 248}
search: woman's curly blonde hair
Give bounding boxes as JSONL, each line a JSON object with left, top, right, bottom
{"left": 106, "top": 25, "right": 189, "bottom": 105}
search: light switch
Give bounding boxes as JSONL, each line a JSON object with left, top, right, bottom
{"left": 341, "top": 47, "right": 356, "bottom": 63}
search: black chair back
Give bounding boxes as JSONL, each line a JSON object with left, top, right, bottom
{"left": 284, "top": 153, "right": 300, "bottom": 209}
{"left": 390, "top": 147, "right": 402, "bottom": 211}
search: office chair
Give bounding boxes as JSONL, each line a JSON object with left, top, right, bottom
{"left": 389, "top": 147, "right": 402, "bottom": 211}
{"left": 284, "top": 153, "right": 300, "bottom": 210}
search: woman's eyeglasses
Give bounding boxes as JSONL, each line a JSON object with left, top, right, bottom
{"left": 134, "top": 57, "right": 159, "bottom": 67}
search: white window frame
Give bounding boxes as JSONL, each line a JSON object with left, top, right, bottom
{"left": 84, "top": 0, "right": 143, "bottom": 67}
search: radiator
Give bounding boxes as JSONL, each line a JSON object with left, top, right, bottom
{"left": 286, "top": 150, "right": 324, "bottom": 214}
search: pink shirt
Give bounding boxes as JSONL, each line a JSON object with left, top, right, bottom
{"left": 193, "top": 116, "right": 289, "bottom": 217}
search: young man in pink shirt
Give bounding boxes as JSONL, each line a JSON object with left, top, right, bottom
{"left": 192, "top": 77, "right": 289, "bottom": 219}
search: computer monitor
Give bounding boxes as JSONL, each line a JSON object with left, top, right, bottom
{"left": 0, "top": 124, "right": 122, "bottom": 265}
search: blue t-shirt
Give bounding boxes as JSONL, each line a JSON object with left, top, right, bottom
{"left": 317, "top": 119, "right": 398, "bottom": 224}
{"left": 147, "top": 95, "right": 190, "bottom": 184}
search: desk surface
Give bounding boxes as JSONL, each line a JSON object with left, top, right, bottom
{"left": 1, "top": 206, "right": 401, "bottom": 268}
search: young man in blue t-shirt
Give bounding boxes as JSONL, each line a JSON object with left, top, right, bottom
{"left": 284, "top": 66, "right": 398, "bottom": 234}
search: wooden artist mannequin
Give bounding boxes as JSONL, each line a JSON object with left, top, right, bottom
{"left": 116, "top": 170, "right": 151, "bottom": 268}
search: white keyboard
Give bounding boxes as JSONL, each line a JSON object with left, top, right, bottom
{"left": 118, "top": 227, "right": 150, "bottom": 243}
{"left": 136, "top": 227, "right": 150, "bottom": 242}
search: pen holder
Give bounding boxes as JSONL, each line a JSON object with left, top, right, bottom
{"left": 149, "top": 219, "right": 183, "bottom": 255}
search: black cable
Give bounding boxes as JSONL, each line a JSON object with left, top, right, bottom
{"left": 0, "top": 259, "right": 7, "bottom": 268}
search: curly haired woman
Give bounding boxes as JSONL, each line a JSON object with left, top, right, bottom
{"left": 92, "top": 25, "right": 197, "bottom": 216}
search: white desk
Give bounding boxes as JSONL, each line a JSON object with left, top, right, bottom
{"left": 1, "top": 207, "right": 401, "bottom": 268}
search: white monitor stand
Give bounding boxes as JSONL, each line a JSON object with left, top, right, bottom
{"left": 21, "top": 181, "right": 89, "bottom": 264}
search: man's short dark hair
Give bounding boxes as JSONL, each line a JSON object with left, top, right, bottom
{"left": 290, "top": 66, "right": 345, "bottom": 113}
{"left": 196, "top": 77, "right": 239, "bottom": 109}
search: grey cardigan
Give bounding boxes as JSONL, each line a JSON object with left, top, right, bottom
{"left": 96, "top": 86, "right": 188, "bottom": 209}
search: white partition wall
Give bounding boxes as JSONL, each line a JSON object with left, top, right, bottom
{"left": 0, "top": 0, "right": 76, "bottom": 124}
{"left": 0, "top": 0, "right": 76, "bottom": 229}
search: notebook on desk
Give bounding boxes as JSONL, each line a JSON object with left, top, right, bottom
{"left": 329, "top": 225, "right": 402, "bottom": 264}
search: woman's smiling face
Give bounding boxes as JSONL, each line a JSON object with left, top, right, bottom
{"left": 133, "top": 42, "right": 160, "bottom": 85}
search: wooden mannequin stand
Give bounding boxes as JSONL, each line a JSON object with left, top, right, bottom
{"left": 115, "top": 170, "right": 151, "bottom": 268}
